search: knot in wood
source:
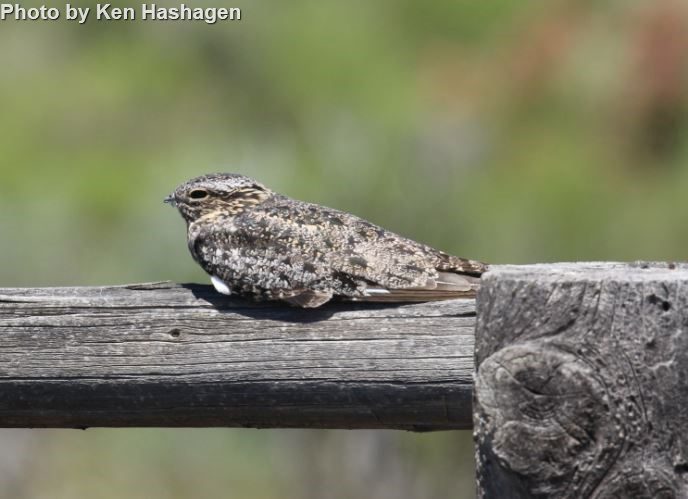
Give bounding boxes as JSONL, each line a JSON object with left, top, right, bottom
{"left": 475, "top": 342, "right": 622, "bottom": 498}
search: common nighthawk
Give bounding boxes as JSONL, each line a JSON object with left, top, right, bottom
{"left": 165, "top": 173, "right": 486, "bottom": 307}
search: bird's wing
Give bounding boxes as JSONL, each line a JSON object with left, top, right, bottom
{"left": 238, "top": 197, "right": 485, "bottom": 300}
{"left": 332, "top": 236, "right": 483, "bottom": 301}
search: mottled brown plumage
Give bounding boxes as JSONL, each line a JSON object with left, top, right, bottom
{"left": 165, "top": 173, "right": 487, "bottom": 307}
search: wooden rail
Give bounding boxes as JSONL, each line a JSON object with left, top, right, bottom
{"left": 0, "top": 282, "right": 476, "bottom": 430}
{"left": 5, "top": 262, "right": 685, "bottom": 497}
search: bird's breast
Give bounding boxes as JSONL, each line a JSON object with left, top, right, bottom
{"left": 187, "top": 214, "right": 240, "bottom": 262}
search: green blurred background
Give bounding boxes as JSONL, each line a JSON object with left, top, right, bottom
{"left": 1, "top": 0, "right": 687, "bottom": 497}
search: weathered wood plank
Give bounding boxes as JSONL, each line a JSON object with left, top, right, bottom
{"left": 0, "top": 282, "right": 476, "bottom": 430}
{"left": 474, "top": 262, "right": 688, "bottom": 498}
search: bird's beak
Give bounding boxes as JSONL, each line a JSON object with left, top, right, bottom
{"left": 163, "top": 194, "right": 176, "bottom": 206}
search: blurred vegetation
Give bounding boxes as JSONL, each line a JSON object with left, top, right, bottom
{"left": 1, "top": 0, "right": 688, "bottom": 497}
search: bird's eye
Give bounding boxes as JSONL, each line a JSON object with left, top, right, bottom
{"left": 189, "top": 189, "right": 209, "bottom": 200}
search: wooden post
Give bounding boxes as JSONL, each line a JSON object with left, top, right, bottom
{"left": 474, "top": 263, "right": 688, "bottom": 498}
{"left": 0, "top": 282, "right": 475, "bottom": 430}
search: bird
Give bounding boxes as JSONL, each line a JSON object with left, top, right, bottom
{"left": 165, "top": 173, "right": 487, "bottom": 308}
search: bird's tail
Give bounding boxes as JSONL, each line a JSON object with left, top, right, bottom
{"left": 350, "top": 271, "right": 482, "bottom": 302}
{"left": 437, "top": 254, "right": 488, "bottom": 276}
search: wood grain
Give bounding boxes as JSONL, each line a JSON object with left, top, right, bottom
{"left": 0, "top": 282, "right": 476, "bottom": 430}
{"left": 474, "top": 262, "right": 688, "bottom": 498}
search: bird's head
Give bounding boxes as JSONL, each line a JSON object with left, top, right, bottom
{"left": 165, "top": 173, "right": 272, "bottom": 223}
